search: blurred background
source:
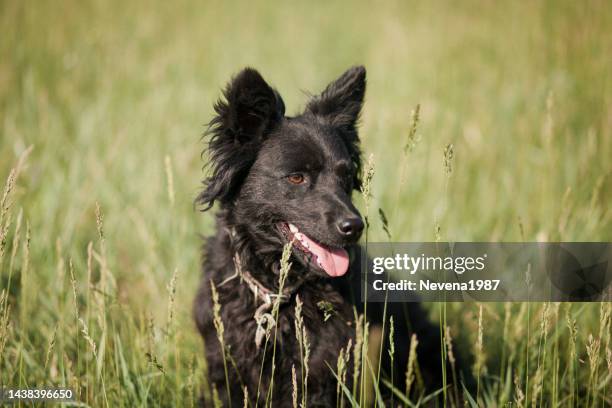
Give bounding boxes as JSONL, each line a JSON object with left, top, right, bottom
{"left": 0, "top": 0, "right": 610, "bottom": 406}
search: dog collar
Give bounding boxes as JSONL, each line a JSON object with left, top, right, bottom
{"left": 233, "top": 252, "right": 290, "bottom": 306}
{"left": 233, "top": 251, "right": 306, "bottom": 349}
{"left": 226, "top": 227, "right": 308, "bottom": 348}
{"left": 228, "top": 227, "right": 303, "bottom": 306}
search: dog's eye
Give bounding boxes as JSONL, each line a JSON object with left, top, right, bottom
{"left": 287, "top": 173, "right": 306, "bottom": 185}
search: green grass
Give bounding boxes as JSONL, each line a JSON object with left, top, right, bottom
{"left": 1, "top": 0, "right": 611, "bottom": 406}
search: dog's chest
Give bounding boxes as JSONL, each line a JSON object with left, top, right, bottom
{"left": 220, "top": 282, "right": 355, "bottom": 377}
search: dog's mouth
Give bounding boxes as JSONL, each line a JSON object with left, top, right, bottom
{"left": 278, "top": 223, "right": 349, "bottom": 277}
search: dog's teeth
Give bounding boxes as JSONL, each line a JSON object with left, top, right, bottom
{"left": 288, "top": 223, "right": 298, "bottom": 233}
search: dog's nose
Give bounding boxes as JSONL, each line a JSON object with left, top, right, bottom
{"left": 336, "top": 217, "right": 364, "bottom": 239}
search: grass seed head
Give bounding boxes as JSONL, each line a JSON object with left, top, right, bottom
{"left": 444, "top": 325, "right": 456, "bottom": 365}
{"left": 0, "top": 290, "right": 12, "bottom": 360}
{"left": 292, "top": 364, "right": 298, "bottom": 408}
{"left": 360, "top": 153, "right": 375, "bottom": 216}
{"left": 166, "top": 268, "right": 179, "bottom": 337}
{"left": 78, "top": 318, "right": 97, "bottom": 358}
{"left": 405, "top": 333, "right": 419, "bottom": 397}
{"left": 0, "top": 169, "right": 16, "bottom": 227}
{"left": 404, "top": 104, "right": 421, "bottom": 153}
{"left": 388, "top": 316, "right": 395, "bottom": 360}
{"left": 210, "top": 280, "right": 225, "bottom": 346}
{"left": 443, "top": 143, "right": 454, "bottom": 177}
{"left": 165, "top": 155, "right": 175, "bottom": 207}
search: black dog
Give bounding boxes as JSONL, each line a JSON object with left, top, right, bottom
{"left": 194, "top": 66, "right": 467, "bottom": 407}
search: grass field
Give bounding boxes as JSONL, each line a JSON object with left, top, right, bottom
{"left": 1, "top": 0, "right": 611, "bottom": 406}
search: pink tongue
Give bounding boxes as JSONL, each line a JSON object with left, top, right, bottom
{"left": 291, "top": 226, "right": 349, "bottom": 277}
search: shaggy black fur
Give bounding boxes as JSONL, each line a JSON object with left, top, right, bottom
{"left": 194, "top": 66, "right": 470, "bottom": 407}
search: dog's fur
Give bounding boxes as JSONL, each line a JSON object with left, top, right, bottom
{"left": 194, "top": 66, "right": 467, "bottom": 407}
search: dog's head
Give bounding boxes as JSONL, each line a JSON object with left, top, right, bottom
{"left": 199, "top": 66, "right": 366, "bottom": 278}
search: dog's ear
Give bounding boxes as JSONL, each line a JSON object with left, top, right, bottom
{"left": 220, "top": 68, "right": 285, "bottom": 143}
{"left": 306, "top": 65, "right": 366, "bottom": 130}
{"left": 198, "top": 68, "right": 285, "bottom": 210}
{"left": 307, "top": 66, "right": 366, "bottom": 190}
